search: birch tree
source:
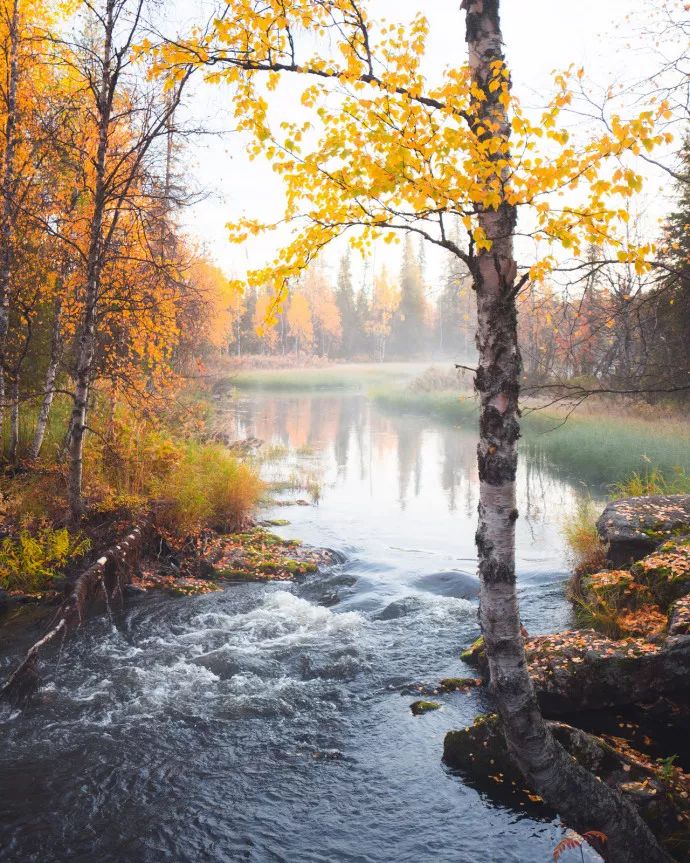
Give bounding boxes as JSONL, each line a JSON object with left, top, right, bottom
{"left": 160, "top": 3, "right": 675, "bottom": 858}
{"left": 51, "top": 0, "right": 190, "bottom": 520}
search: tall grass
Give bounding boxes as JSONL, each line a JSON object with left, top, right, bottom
{"left": 372, "top": 388, "right": 690, "bottom": 489}
{"left": 228, "top": 362, "right": 434, "bottom": 392}
{"left": 611, "top": 466, "right": 690, "bottom": 499}
{"left": 1, "top": 393, "right": 263, "bottom": 538}
{"left": 1, "top": 394, "right": 73, "bottom": 461}
{"left": 154, "top": 443, "right": 263, "bottom": 535}
{"left": 561, "top": 495, "right": 607, "bottom": 574}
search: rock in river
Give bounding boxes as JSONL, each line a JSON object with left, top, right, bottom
{"left": 597, "top": 494, "right": 690, "bottom": 565}
{"left": 412, "top": 570, "right": 480, "bottom": 600}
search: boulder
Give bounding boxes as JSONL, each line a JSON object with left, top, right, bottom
{"left": 526, "top": 629, "right": 690, "bottom": 714}
{"left": 410, "top": 699, "right": 441, "bottom": 715}
{"left": 460, "top": 628, "right": 690, "bottom": 715}
{"left": 597, "top": 495, "right": 690, "bottom": 566}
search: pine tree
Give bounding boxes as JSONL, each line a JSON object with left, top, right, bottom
{"left": 653, "top": 138, "right": 690, "bottom": 391}
{"left": 335, "top": 251, "right": 357, "bottom": 358}
{"left": 392, "top": 234, "right": 427, "bottom": 357}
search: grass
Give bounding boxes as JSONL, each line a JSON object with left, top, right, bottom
{"left": 611, "top": 466, "right": 690, "bottom": 499}
{"left": 0, "top": 390, "right": 263, "bottom": 541}
{"left": 561, "top": 495, "right": 608, "bottom": 574}
{"left": 154, "top": 442, "right": 263, "bottom": 536}
{"left": 227, "top": 362, "right": 436, "bottom": 392}
{"left": 372, "top": 388, "right": 690, "bottom": 490}
{"left": 1, "top": 394, "right": 74, "bottom": 461}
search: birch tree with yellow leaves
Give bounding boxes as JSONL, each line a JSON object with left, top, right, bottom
{"left": 155, "top": 3, "right": 677, "bottom": 857}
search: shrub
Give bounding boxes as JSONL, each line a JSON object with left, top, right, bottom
{"left": 409, "top": 366, "right": 463, "bottom": 393}
{"left": 0, "top": 521, "right": 91, "bottom": 593}
{"left": 154, "top": 443, "right": 263, "bottom": 536}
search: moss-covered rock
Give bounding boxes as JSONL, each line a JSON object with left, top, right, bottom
{"left": 202, "top": 526, "right": 329, "bottom": 583}
{"left": 525, "top": 629, "right": 690, "bottom": 714}
{"left": 669, "top": 596, "right": 690, "bottom": 636}
{"left": 460, "top": 635, "right": 486, "bottom": 668}
{"left": 410, "top": 699, "right": 441, "bottom": 715}
{"left": 439, "top": 677, "right": 482, "bottom": 692}
{"left": 632, "top": 542, "right": 690, "bottom": 608}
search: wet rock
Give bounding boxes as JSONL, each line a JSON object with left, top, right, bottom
{"left": 311, "top": 749, "right": 344, "bottom": 761}
{"left": 376, "top": 596, "right": 427, "bottom": 621}
{"left": 413, "top": 570, "right": 480, "bottom": 600}
{"left": 460, "top": 635, "right": 486, "bottom": 669}
{"left": 410, "top": 699, "right": 441, "bottom": 716}
{"left": 400, "top": 683, "right": 438, "bottom": 696}
{"left": 439, "top": 677, "right": 482, "bottom": 692}
{"left": 597, "top": 495, "right": 690, "bottom": 566}
{"left": 444, "top": 714, "right": 690, "bottom": 857}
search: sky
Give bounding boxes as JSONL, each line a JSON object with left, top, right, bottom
{"left": 166, "top": 0, "right": 681, "bottom": 292}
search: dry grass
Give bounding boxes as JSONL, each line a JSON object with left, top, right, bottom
{"left": 153, "top": 442, "right": 263, "bottom": 536}
{"left": 561, "top": 495, "right": 608, "bottom": 575}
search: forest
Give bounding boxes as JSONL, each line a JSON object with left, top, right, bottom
{"left": 0, "top": 1, "right": 688, "bottom": 863}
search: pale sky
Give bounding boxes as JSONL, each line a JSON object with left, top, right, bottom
{"left": 167, "top": 0, "right": 681, "bottom": 291}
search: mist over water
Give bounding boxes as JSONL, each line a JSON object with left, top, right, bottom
{"left": 0, "top": 391, "right": 601, "bottom": 863}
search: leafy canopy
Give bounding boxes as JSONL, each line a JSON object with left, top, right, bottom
{"left": 155, "top": 1, "right": 673, "bottom": 308}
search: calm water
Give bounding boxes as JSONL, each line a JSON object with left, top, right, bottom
{"left": 0, "top": 392, "right": 602, "bottom": 863}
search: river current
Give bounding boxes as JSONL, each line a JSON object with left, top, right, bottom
{"left": 0, "top": 392, "right": 602, "bottom": 863}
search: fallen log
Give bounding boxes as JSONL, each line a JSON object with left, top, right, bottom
{"left": 0, "top": 524, "right": 148, "bottom": 706}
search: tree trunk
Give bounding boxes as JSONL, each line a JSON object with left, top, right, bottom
{"left": 67, "top": 223, "right": 103, "bottom": 522}
{"left": 465, "top": 2, "right": 672, "bottom": 860}
{"left": 0, "top": 0, "right": 20, "bottom": 440}
{"left": 67, "top": 0, "right": 114, "bottom": 523}
{"left": 30, "top": 296, "right": 63, "bottom": 459}
{"left": 8, "top": 375, "right": 19, "bottom": 462}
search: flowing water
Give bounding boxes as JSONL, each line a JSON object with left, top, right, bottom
{"left": 0, "top": 392, "right": 608, "bottom": 863}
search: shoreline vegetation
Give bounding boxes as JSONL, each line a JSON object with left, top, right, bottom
{"left": 370, "top": 382, "right": 690, "bottom": 490}
{"left": 0, "top": 373, "right": 328, "bottom": 633}
{"left": 220, "top": 360, "right": 690, "bottom": 490}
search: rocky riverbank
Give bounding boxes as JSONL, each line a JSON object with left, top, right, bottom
{"left": 0, "top": 517, "right": 337, "bottom": 706}
{"left": 443, "top": 495, "right": 690, "bottom": 859}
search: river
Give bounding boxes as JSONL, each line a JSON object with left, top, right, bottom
{"left": 0, "top": 390, "right": 607, "bottom": 863}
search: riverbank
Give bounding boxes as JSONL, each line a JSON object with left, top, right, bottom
{"left": 372, "top": 388, "right": 690, "bottom": 489}
{"left": 444, "top": 494, "right": 690, "bottom": 859}
{"left": 0, "top": 384, "right": 658, "bottom": 863}
{"left": 218, "top": 361, "right": 434, "bottom": 393}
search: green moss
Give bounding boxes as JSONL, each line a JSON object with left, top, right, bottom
{"left": 410, "top": 700, "right": 441, "bottom": 715}
{"left": 460, "top": 635, "right": 485, "bottom": 666}
{"left": 439, "top": 677, "right": 482, "bottom": 692}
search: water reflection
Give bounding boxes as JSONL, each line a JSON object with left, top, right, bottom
{"left": 226, "top": 392, "right": 594, "bottom": 598}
